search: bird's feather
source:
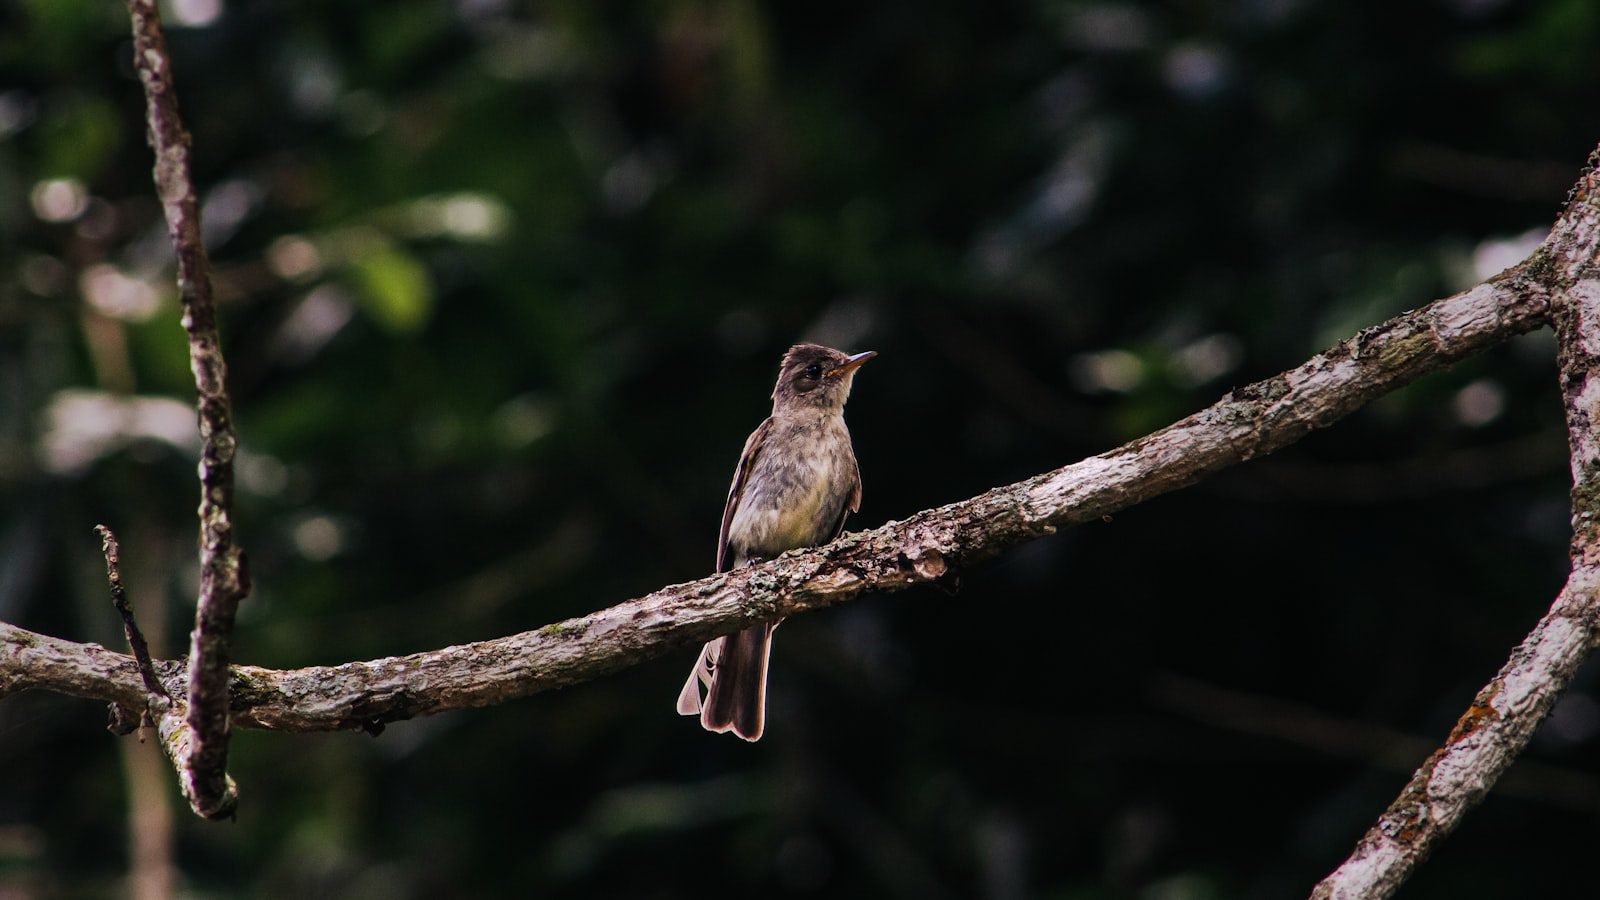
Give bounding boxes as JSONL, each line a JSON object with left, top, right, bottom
{"left": 717, "top": 417, "right": 773, "bottom": 574}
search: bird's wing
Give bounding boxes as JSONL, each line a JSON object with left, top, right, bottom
{"left": 826, "top": 452, "right": 862, "bottom": 543}
{"left": 717, "top": 417, "right": 774, "bottom": 574}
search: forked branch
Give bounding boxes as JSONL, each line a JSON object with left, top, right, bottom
{"left": 1310, "top": 147, "right": 1600, "bottom": 900}
{"left": 124, "top": 0, "right": 247, "bottom": 819}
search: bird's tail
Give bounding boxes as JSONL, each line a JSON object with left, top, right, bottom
{"left": 676, "top": 623, "right": 774, "bottom": 742}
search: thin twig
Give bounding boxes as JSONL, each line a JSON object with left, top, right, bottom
{"left": 124, "top": 0, "right": 246, "bottom": 820}
{"left": 1310, "top": 147, "right": 1600, "bottom": 900}
{"left": 96, "top": 526, "right": 168, "bottom": 702}
{"left": 90, "top": 526, "right": 220, "bottom": 820}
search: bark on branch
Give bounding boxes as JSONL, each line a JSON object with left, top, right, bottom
{"left": 125, "top": 0, "right": 246, "bottom": 819}
{"left": 94, "top": 526, "right": 238, "bottom": 821}
{"left": 1311, "top": 146, "right": 1600, "bottom": 899}
{"left": 0, "top": 254, "right": 1550, "bottom": 732}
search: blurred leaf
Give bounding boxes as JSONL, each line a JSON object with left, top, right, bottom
{"left": 365, "top": 3, "right": 456, "bottom": 80}
{"left": 38, "top": 92, "right": 120, "bottom": 181}
{"left": 127, "top": 300, "right": 191, "bottom": 394}
{"left": 347, "top": 242, "right": 433, "bottom": 334}
{"left": 1454, "top": 0, "right": 1600, "bottom": 84}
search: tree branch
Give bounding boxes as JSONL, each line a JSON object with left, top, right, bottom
{"left": 93, "top": 525, "right": 237, "bottom": 819}
{"left": 125, "top": 0, "right": 246, "bottom": 819}
{"left": 0, "top": 247, "right": 1550, "bottom": 733}
{"left": 1310, "top": 148, "right": 1600, "bottom": 899}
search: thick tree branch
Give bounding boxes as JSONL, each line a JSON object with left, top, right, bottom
{"left": 0, "top": 251, "right": 1549, "bottom": 732}
{"left": 125, "top": 0, "right": 246, "bottom": 819}
{"left": 1311, "top": 148, "right": 1600, "bottom": 899}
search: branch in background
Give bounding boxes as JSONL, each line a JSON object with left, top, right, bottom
{"left": 1147, "top": 673, "right": 1600, "bottom": 815}
{"left": 1214, "top": 429, "right": 1568, "bottom": 505}
{"left": 1311, "top": 148, "right": 1600, "bottom": 900}
{"left": 0, "top": 249, "right": 1550, "bottom": 732}
{"left": 107, "top": 529, "right": 180, "bottom": 900}
{"left": 124, "top": 0, "right": 246, "bottom": 819}
{"left": 119, "top": 735, "right": 177, "bottom": 900}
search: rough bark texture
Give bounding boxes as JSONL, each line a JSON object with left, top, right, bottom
{"left": 0, "top": 257, "right": 1550, "bottom": 733}
{"left": 125, "top": 0, "right": 245, "bottom": 819}
{"left": 1310, "top": 148, "right": 1600, "bottom": 899}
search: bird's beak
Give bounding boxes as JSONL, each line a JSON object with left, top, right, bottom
{"left": 826, "top": 350, "right": 877, "bottom": 378}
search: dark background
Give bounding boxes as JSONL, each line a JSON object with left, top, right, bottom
{"left": 3, "top": 0, "right": 1599, "bottom": 897}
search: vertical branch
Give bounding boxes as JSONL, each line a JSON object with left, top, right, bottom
{"left": 1310, "top": 148, "right": 1600, "bottom": 898}
{"left": 124, "top": 0, "right": 247, "bottom": 820}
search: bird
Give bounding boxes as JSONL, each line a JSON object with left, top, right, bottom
{"left": 677, "top": 343, "right": 875, "bottom": 741}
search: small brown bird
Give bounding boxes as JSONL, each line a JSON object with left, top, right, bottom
{"left": 677, "top": 343, "right": 875, "bottom": 741}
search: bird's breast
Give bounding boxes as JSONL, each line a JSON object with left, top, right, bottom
{"left": 727, "top": 416, "right": 854, "bottom": 558}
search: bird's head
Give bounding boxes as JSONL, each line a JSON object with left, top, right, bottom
{"left": 771, "top": 343, "right": 876, "bottom": 412}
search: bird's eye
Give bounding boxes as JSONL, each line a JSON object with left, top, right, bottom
{"left": 803, "top": 364, "right": 822, "bottom": 380}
